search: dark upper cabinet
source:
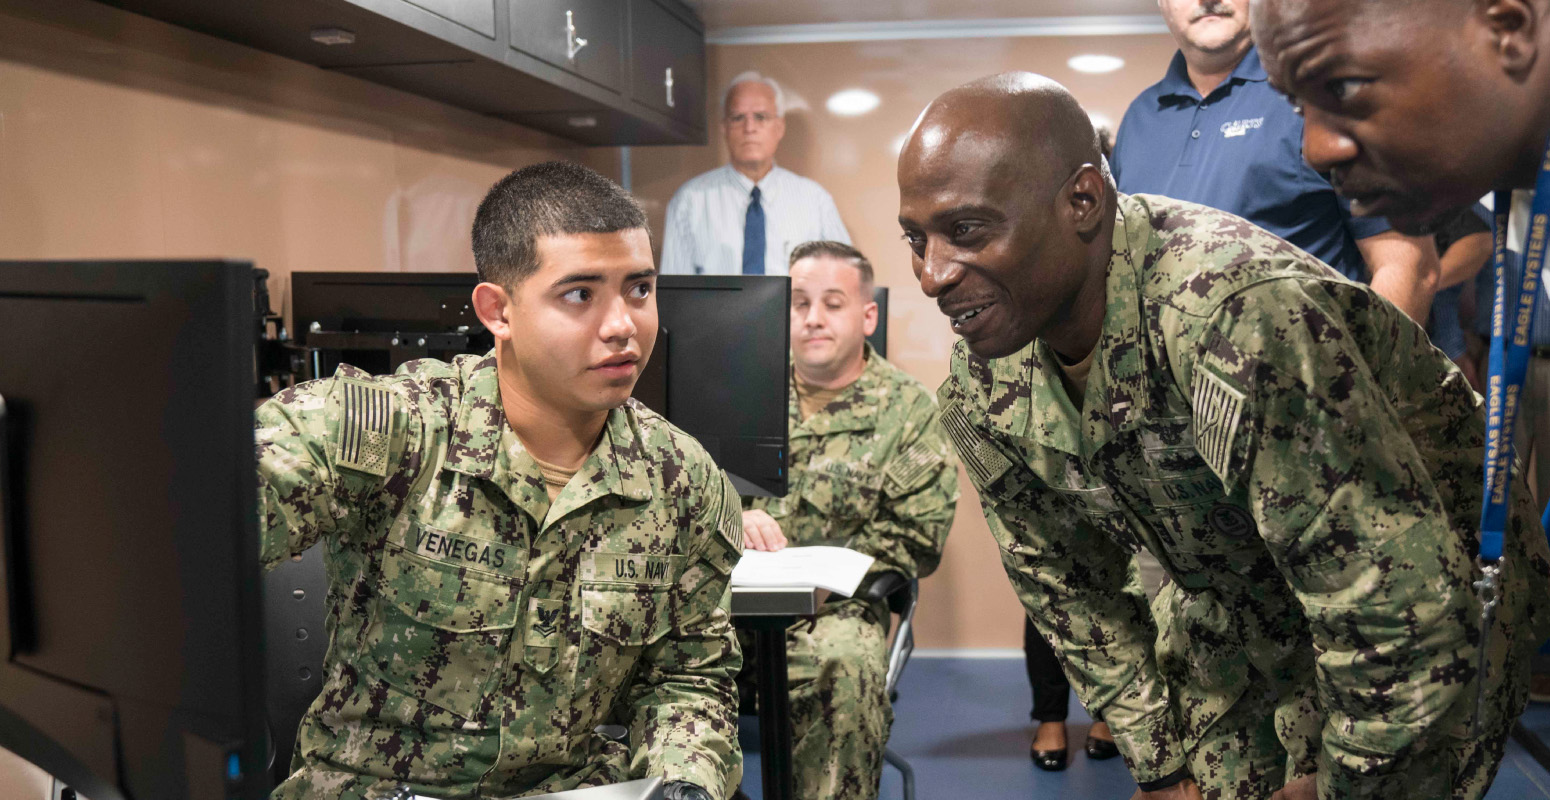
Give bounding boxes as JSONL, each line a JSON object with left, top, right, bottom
{"left": 508, "top": 0, "right": 624, "bottom": 93}
{"left": 402, "top": 0, "right": 497, "bottom": 39}
{"left": 92, "top": 0, "right": 706, "bottom": 145}
{"left": 630, "top": 0, "right": 705, "bottom": 127}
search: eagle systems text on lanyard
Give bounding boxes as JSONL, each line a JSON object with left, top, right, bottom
{"left": 1473, "top": 139, "right": 1550, "bottom": 731}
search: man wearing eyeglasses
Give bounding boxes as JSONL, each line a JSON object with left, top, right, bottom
{"left": 661, "top": 71, "right": 851, "bottom": 276}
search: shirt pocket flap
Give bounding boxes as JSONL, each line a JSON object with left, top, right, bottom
{"left": 380, "top": 545, "right": 521, "bottom": 633}
{"left": 800, "top": 469, "right": 882, "bottom": 519}
{"left": 581, "top": 584, "right": 672, "bottom": 648}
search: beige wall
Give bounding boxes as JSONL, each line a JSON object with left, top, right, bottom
{"left": 0, "top": 0, "right": 1180, "bottom": 651}
{"left": 0, "top": 0, "right": 618, "bottom": 327}
{"left": 633, "top": 34, "right": 1181, "bottom": 648}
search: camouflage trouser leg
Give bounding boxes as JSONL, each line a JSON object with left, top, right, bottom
{"left": 1185, "top": 679, "right": 1288, "bottom": 800}
{"left": 781, "top": 599, "right": 893, "bottom": 800}
{"left": 1187, "top": 601, "right": 1534, "bottom": 800}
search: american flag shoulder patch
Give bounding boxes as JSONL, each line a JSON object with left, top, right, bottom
{"left": 1191, "top": 368, "right": 1246, "bottom": 484}
{"left": 713, "top": 473, "right": 744, "bottom": 551}
{"left": 336, "top": 378, "right": 394, "bottom": 477}
{"left": 938, "top": 403, "right": 1012, "bottom": 488}
{"left": 885, "top": 438, "right": 941, "bottom": 495}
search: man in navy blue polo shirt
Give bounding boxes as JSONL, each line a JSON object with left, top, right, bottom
{"left": 1109, "top": 0, "right": 1439, "bottom": 323}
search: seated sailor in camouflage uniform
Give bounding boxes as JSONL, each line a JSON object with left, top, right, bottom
{"left": 740, "top": 241, "right": 959, "bottom": 800}
{"left": 256, "top": 162, "right": 743, "bottom": 800}
{"left": 896, "top": 74, "right": 1550, "bottom": 800}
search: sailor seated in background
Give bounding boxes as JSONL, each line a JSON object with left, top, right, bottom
{"left": 739, "top": 241, "right": 959, "bottom": 800}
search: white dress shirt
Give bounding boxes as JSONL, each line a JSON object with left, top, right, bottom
{"left": 659, "top": 164, "right": 851, "bottom": 276}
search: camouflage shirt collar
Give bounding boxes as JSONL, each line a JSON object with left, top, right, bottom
{"left": 959, "top": 199, "right": 1152, "bottom": 456}
{"left": 445, "top": 351, "right": 653, "bottom": 515}
{"left": 791, "top": 342, "right": 885, "bottom": 438}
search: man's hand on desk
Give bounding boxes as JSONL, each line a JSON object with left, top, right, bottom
{"left": 741, "top": 509, "right": 788, "bottom": 551}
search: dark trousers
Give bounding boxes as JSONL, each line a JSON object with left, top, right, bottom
{"left": 1024, "top": 617, "right": 1071, "bottom": 723}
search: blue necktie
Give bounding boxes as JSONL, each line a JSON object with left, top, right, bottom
{"left": 742, "top": 186, "right": 765, "bottom": 275}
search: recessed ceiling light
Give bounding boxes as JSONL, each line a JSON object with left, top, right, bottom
{"left": 826, "top": 89, "right": 881, "bottom": 117}
{"left": 310, "top": 27, "right": 356, "bottom": 46}
{"left": 1068, "top": 54, "right": 1125, "bottom": 74}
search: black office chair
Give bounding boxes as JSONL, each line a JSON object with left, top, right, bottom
{"left": 262, "top": 544, "right": 330, "bottom": 785}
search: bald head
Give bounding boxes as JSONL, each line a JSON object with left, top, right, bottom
{"left": 897, "top": 73, "right": 1117, "bottom": 361}
{"left": 902, "top": 72, "right": 1105, "bottom": 202}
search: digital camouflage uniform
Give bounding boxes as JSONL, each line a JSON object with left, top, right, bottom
{"left": 256, "top": 352, "right": 745, "bottom": 799}
{"left": 937, "top": 194, "right": 1550, "bottom": 800}
{"left": 742, "top": 346, "right": 959, "bottom": 800}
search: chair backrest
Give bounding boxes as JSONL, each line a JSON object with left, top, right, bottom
{"left": 868, "top": 286, "right": 889, "bottom": 358}
{"left": 883, "top": 580, "right": 918, "bottom": 702}
{"left": 261, "top": 544, "right": 329, "bottom": 784}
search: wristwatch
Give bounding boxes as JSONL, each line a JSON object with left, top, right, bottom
{"left": 661, "top": 781, "right": 712, "bottom": 800}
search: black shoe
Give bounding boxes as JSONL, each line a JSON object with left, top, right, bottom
{"left": 1030, "top": 723, "right": 1069, "bottom": 772}
{"left": 1085, "top": 734, "right": 1120, "bottom": 760}
{"left": 1032, "top": 747, "right": 1068, "bottom": 771}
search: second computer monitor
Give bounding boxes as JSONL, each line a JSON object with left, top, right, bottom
{"left": 641, "top": 275, "right": 791, "bottom": 498}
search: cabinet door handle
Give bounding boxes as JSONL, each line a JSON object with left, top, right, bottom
{"left": 565, "top": 10, "right": 588, "bottom": 62}
{"left": 665, "top": 67, "right": 675, "bottom": 108}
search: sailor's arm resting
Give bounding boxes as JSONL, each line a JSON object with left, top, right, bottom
{"left": 1194, "top": 279, "right": 1479, "bottom": 800}
{"left": 627, "top": 468, "right": 745, "bottom": 798}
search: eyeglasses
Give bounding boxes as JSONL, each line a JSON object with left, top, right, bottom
{"left": 725, "top": 112, "right": 776, "bottom": 128}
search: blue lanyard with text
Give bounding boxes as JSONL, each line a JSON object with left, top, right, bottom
{"left": 1473, "top": 140, "right": 1550, "bottom": 730}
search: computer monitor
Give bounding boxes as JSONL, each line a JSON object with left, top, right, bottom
{"left": 290, "top": 272, "right": 793, "bottom": 497}
{"left": 291, "top": 271, "right": 492, "bottom": 377}
{"left": 637, "top": 276, "right": 790, "bottom": 497}
{"left": 868, "top": 286, "right": 889, "bottom": 358}
{"left": 0, "top": 261, "right": 267, "bottom": 800}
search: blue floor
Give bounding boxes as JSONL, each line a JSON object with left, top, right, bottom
{"left": 739, "top": 656, "right": 1550, "bottom": 799}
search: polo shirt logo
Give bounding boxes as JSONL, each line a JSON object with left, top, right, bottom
{"left": 1220, "top": 118, "right": 1264, "bottom": 138}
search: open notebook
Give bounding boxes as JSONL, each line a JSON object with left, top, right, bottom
{"left": 730, "top": 546, "right": 876, "bottom": 597}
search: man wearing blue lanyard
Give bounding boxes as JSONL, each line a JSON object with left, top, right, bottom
{"left": 1253, "top": 0, "right": 1550, "bottom": 797}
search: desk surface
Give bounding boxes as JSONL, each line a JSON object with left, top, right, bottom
{"left": 729, "top": 586, "right": 817, "bottom": 617}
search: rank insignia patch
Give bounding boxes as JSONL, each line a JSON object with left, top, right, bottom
{"left": 1192, "top": 368, "right": 1246, "bottom": 483}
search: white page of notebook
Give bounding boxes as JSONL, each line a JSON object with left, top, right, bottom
{"left": 730, "top": 546, "right": 876, "bottom": 597}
